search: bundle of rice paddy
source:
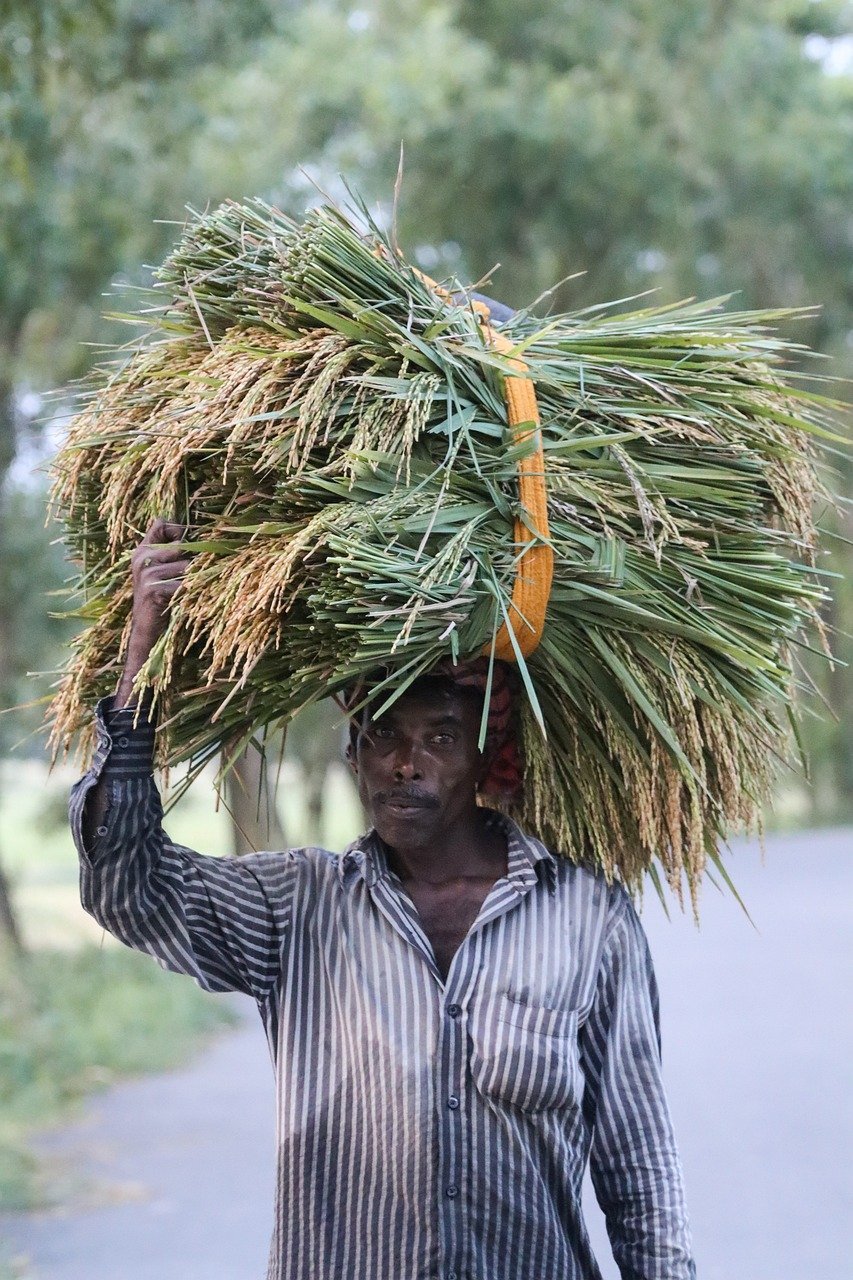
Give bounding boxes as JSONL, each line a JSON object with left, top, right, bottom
{"left": 49, "top": 196, "right": 843, "bottom": 906}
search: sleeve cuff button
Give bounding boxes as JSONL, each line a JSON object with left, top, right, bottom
{"left": 96, "top": 826, "right": 108, "bottom": 837}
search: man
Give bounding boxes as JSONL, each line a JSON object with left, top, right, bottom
{"left": 71, "top": 518, "right": 697, "bottom": 1279}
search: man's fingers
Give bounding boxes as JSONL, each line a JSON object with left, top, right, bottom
{"left": 142, "top": 559, "right": 191, "bottom": 583}
{"left": 133, "top": 544, "right": 189, "bottom": 572}
{"left": 157, "top": 521, "right": 186, "bottom": 542}
{"left": 126, "top": 531, "right": 189, "bottom": 655}
{"left": 150, "top": 577, "right": 184, "bottom": 600}
{"left": 140, "top": 518, "right": 187, "bottom": 545}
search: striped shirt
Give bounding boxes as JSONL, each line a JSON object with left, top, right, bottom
{"left": 70, "top": 696, "right": 696, "bottom": 1280}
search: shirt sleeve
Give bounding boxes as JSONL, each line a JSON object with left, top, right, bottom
{"left": 579, "top": 887, "right": 696, "bottom": 1280}
{"left": 69, "top": 696, "right": 301, "bottom": 1004}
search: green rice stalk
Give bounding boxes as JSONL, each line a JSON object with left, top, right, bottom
{"left": 47, "top": 197, "right": 847, "bottom": 910}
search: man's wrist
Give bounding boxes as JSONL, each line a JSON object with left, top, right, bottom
{"left": 115, "top": 638, "right": 159, "bottom": 706}
{"left": 115, "top": 676, "right": 143, "bottom": 708}
{"left": 98, "top": 693, "right": 157, "bottom": 778}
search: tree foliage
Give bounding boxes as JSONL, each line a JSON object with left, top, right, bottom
{"left": 0, "top": 0, "right": 278, "bottom": 464}
{"left": 198, "top": 1, "right": 853, "bottom": 351}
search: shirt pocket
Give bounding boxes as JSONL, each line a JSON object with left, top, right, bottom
{"left": 469, "top": 992, "right": 581, "bottom": 1114}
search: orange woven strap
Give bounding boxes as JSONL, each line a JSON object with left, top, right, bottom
{"left": 469, "top": 299, "right": 553, "bottom": 660}
{"left": 411, "top": 268, "right": 553, "bottom": 658}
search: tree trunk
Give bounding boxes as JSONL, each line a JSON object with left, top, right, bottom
{"left": 284, "top": 701, "right": 347, "bottom": 847}
{"left": 0, "top": 381, "right": 25, "bottom": 951}
{"left": 0, "top": 763, "right": 24, "bottom": 954}
{"left": 225, "top": 745, "right": 286, "bottom": 856}
{"left": 305, "top": 768, "right": 326, "bottom": 847}
{"left": 825, "top": 570, "right": 853, "bottom": 817}
{"left": 0, "top": 375, "right": 17, "bottom": 481}
{"left": 0, "top": 853, "right": 23, "bottom": 954}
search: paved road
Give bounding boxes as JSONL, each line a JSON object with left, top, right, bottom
{"left": 2, "top": 828, "right": 850, "bottom": 1279}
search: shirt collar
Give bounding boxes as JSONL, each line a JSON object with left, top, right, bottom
{"left": 338, "top": 808, "right": 558, "bottom": 896}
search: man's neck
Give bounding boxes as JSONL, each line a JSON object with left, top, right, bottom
{"left": 382, "top": 808, "right": 507, "bottom": 886}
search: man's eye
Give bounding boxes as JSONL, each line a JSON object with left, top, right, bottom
{"left": 431, "top": 733, "right": 456, "bottom": 746}
{"left": 372, "top": 725, "right": 394, "bottom": 739}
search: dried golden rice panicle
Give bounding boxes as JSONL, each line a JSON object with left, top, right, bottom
{"left": 46, "top": 197, "right": 841, "bottom": 910}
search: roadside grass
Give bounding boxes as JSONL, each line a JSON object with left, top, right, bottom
{"left": 0, "top": 942, "right": 238, "bottom": 1213}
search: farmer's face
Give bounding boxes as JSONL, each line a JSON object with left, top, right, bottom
{"left": 353, "top": 684, "right": 484, "bottom": 852}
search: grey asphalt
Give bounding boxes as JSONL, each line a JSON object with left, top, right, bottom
{"left": 1, "top": 827, "right": 850, "bottom": 1279}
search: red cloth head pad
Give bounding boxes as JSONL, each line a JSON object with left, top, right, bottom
{"left": 433, "top": 657, "right": 523, "bottom": 803}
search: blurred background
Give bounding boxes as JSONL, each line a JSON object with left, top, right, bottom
{"left": 0, "top": 2, "right": 850, "bottom": 1278}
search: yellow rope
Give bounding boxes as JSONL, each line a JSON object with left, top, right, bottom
{"left": 467, "top": 298, "right": 553, "bottom": 660}
{"left": 410, "top": 266, "right": 553, "bottom": 659}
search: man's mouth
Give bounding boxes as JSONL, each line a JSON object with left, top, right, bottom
{"left": 378, "top": 792, "right": 437, "bottom": 814}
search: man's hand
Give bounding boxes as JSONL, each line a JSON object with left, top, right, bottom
{"left": 115, "top": 519, "right": 190, "bottom": 707}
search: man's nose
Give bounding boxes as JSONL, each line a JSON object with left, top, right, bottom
{"left": 392, "top": 742, "right": 422, "bottom": 780}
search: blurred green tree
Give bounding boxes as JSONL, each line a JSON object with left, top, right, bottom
{"left": 0, "top": 0, "right": 281, "bottom": 465}
{"left": 0, "top": 482, "right": 74, "bottom": 948}
{"left": 203, "top": 0, "right": 852, "bottom": 349}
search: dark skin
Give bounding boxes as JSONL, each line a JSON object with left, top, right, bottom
{"left": 83, "top": 518, "right": 189, "bottom": 844}
{"left": 115, "top": 518, "right": 191, "bottom": 707}
{"left": 350, "top": 686, "right": 507, "bottom": 981}
{"left": 85, "top": 521, "right": 508, "bottom": 979}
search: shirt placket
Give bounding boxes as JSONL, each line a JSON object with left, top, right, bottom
{"left": 365, "top": 869, "right": 466, "bottom": 1278}
{"left": 434, "top": 932, "right": 482, "bottom": 1280}
{"left": 366, "top": 874, "right": 444, "bottom": 984}
{"left": 434, "top": 845, "right": 549, "bottom": 1280}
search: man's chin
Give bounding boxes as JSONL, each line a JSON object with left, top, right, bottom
{"left": 371, "top": 806, "right": 437, "bottom": 851}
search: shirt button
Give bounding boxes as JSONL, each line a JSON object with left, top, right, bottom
{"left": 445, "top": 1184, "right": 458, "bottom": 1198}
{"left": 446, "top": 1003, "right": 462, "bottom": 1018}
{"left": 448, "top": 1272, "right": 458, "bottom": 1280}
{"left": 117, "top": 737, "right": 129, "bottom": 748}
{"left": 447, "top": 1095, "right": 460, "bottom": 1110}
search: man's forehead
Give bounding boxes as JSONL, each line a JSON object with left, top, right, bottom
{"left": 371, "top": 707, "right": 464, "bottom": 729}
{"left": 361, "top": 679, "right": 478, "bottom": 724}
{"left": 367, "top": 690, "right": 466, "bottom": 720}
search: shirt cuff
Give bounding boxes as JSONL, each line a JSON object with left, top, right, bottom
{"left": 94, "top": 692, "right": 157, "bottom": 779}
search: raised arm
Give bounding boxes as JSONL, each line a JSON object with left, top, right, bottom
{"left": 71, "top": 520, "right": 299, "bottom": 1004}
{"left": 82, "top": 517, "right": 189, "bottom": 845}
{"left": 579, "top": 889, "right": 696, "bottom": 1280}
